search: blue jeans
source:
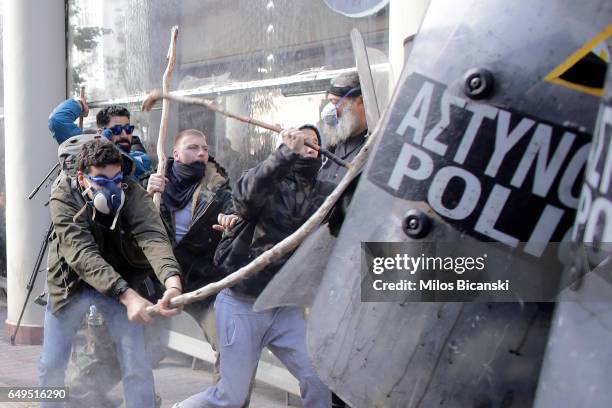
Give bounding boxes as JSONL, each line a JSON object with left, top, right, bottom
{"left": 176, "top": 288, "right": 331, "bottom": 408}
{"left": 38, "top": 287, "right": 155, "bottom": 408}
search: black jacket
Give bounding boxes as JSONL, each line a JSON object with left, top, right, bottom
{"left": 318, "top": 129, "right": 368, "bottom": 235}
{"left": 218, "top": 145, "right": 335, "bottom": 297}
{"left": 318, "top": 129, "right": 367, "bottom": 185}
{"left": 159, "top": 160, "right": 233, "bottom": 294}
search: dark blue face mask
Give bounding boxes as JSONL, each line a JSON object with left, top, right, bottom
{"left": 83, "top": 172, "right": 126, "bottom": 229}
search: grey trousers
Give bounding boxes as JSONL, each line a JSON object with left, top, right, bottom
{"left": 187, "top": 300, "right": 221, "bottom": 384}
{"left": 176, "top": 288, "right": 331, "bottom": 408}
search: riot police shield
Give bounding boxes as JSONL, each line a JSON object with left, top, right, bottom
{"left": 534, "top": 45, "right": 612, "bottom": 408}
{"left": 307, "top": 1, "right": 610, "bottom": 406}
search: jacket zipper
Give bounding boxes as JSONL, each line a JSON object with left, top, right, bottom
{"left": 189, "top": 175, "right": 229, "bottom": 228}
{"left": 190, "top": 195, "right": 218, "bottom": 229}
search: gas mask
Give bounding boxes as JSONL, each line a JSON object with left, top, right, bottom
{"left": 321, "top": 102, "right": 339, "bottom": 126}
{"left": 320, "top": 87, "right": 361, "bottom": 126}
{"left": 81, "top": 172, "right": 126, "bottom": 230}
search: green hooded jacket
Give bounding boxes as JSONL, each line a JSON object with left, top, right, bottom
{"left": 46, "top": 173, "right": 181, "bottom": 314}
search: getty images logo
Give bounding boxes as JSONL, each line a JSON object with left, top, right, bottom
{"left": 371, "top": 253, "right": 488, "bottom": 275}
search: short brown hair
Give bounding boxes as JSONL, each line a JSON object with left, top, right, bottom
{"left": 76, "top": 140, "right": 123, "bottom": 173}
{"left": 174, "top": 129, "right": 207, "bottom": 148}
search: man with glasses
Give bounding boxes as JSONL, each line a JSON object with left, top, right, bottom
{"left": 39, "top": 139, "right": 183, "bottom": 408}
{"left": 48, "top": 97, "right": 152, "bottom": 180}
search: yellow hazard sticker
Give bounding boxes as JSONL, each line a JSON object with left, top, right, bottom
{"left": 544, "top": 24, "right": 612, "bottom": 97}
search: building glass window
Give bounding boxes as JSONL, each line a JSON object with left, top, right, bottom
{"left": 67, "top": 0, "right": 389, "bottom": 181}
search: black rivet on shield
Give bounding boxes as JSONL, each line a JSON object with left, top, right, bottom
{"left": 463, "top": 68, "right": 495, "bottom": 99}
{"left": 402, "top": 209, "right": 431, "bottom": 239}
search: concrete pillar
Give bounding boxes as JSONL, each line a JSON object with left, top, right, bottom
{"left": 389, "top": 0, "right": 430, "bottom": 86}
{"left": 4, "top": 0, "right": 66, "bottom": 344}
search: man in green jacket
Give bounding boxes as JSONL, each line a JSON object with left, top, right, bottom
{"left": 38, "top": 139, "right": 183, "bottom": 408}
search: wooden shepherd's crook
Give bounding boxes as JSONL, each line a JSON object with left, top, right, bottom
{"left": 153, "top": 26, "right": 179, "bottom": 209}
{"left": 141, "top": 91, "right": 351, "bottom": 169}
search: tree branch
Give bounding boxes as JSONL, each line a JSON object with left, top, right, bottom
{"left": 152, "top": 26, "right": 179, "bottom": 209}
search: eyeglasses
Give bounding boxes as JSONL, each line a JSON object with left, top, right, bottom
{"left": 103, "top": 124, "right": 135, "bottom": 136}
{"left": 85, "top": 172, "right": 124, "bottom": 186}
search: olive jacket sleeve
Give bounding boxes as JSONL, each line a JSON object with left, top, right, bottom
{"left": 48, "top": 177, "right": 181, "bottom": 299}
{"left": 121, "top": 180, "right": 182, "bottom": 285}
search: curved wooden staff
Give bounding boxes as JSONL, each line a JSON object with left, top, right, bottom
{"left": 142, "top": 91, "right": 350, "bottom": 169}
{"left": 153, "top": 26, "right": 179, "bottom": 209}
{"left": 145, "top": 117, "right": 377, "bottom": 315}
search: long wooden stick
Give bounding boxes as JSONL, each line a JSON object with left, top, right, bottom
{"left": 153, "top": 26, "right": 179, "bottom": 209}
{"left": 141, "top": 90, "right": 350, "bottom": 169}
{"left": 146, "top": 118, "right": 377, "bottom": 315}
{"left": 78, "top": 86, "right": 85, "bottom": 129}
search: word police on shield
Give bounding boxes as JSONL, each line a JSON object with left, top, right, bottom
{"left": 368, "top": 73, "right": 591, "bottom": 260}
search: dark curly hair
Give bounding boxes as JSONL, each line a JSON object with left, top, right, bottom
{"left": 76, "top": 140, "right": 123, "bottom": 173}
{"left": 96, "top": 105, "right": 131, "bottom": 127}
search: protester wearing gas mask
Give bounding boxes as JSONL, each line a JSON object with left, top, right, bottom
{"left": 48, "top": 98, "right": 152, "bottom": 180}
{"left": 319, "top": 72, "right": 367, "bottom": 408}
{"left": 78, "top": 166, "right": 126, "bottom": 229}
{"left": 47, "top": 100, "right": 167, "bottom": 406}
{"left": 173, "top": 125, "right": 333, "bottom": 408}
{"left": 39, "top": 139, "right": 182, "bottom": 408}
{"left": 319, "top": 72, "right": 368, "bottom": 185}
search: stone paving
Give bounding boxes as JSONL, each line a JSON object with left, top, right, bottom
{"left": 0, "top": 307, "right": 295, "bottom": 408}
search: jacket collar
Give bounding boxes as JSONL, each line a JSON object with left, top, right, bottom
{"left": 202, "top": 161, "right": 227, "bottom": 192}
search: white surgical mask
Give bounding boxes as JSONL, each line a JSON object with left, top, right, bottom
{"left": 321, "top": 102, "right": 338, "bottom": 126}
{"left": 320, "top": 87, "right": 360, "bottom": 127}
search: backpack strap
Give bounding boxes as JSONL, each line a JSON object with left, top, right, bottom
{"left": 67, "top": 176, "right": 90, "bottom": 223}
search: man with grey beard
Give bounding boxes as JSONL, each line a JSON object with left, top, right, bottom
{"left": 318, "top": 72, "right": 368, "bottom": 185}
{"left": 318, "top": 72, "right": 368, "bottom": 408}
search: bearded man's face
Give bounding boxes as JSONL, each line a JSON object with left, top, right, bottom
{"left": 322, "top": 97, "right": 364, "bottom": 148}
